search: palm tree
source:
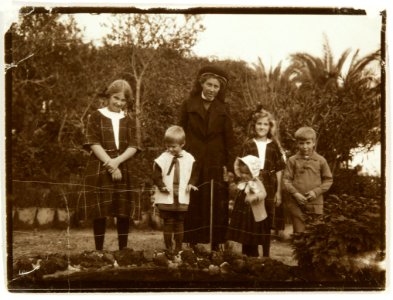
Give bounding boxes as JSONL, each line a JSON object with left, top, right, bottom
{"left": 283, "top": 35, "right": 381, "bottom": 172}
{"left": 344, "top": 49, "right": 381, "bottom": 93}
{"left": 341, "top": 49, "right": 382, "bottom": 151}
{"left": 244, "top": 58, "right": 296, "bottom": 117}
{"left": 288, "top": 35, "right": 351, "bottom": 90}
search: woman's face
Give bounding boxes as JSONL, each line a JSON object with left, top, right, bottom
{"left": 108, "top": 92, "right": 127, "bottom": 112}
{"left": 201, "top": 77, "right": 221, "bottom": 101}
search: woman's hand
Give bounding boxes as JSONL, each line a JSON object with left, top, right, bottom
{"left": 223, "top": 166, "right": 229, "bottom": 182}
{"left": 274, "top": 192, "right": 282, "bottom": 207}
{"left": 111, "top": 168, "right": 122, "bottom": 182}
{"left": 223, "top": 166, "right": 234, "bottom": 182}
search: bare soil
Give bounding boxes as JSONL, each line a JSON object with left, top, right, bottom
{"left": 12, "top": 226, "right": 380, "bottom": 291}
{"left": 12, "top": 226, "right": 296, "bottom": 266}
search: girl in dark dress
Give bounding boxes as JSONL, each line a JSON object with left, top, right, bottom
{"left": 179, "top": 65, "right": 235, "bottom": 251}
{"left": 227, "top": 108, "right": 285, "bottom": 257}
{"left": 81, "top": 79, "right": 139, "bottom": 251}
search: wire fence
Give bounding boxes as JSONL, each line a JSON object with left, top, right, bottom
{"left": 10, "top": 179, "right": 235, "bottom": 229}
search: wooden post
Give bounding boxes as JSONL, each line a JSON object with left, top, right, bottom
{"left": 210, "top": 179, "right": 214, "bottom": 252}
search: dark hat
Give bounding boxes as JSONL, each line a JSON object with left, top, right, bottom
{"left": 198, "top": 65, "right": 228, "bottom": 85}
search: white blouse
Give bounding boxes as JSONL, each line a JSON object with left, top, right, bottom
{"left": 98, "top": 107, "right": 125, "bottom": 150}
{"left": 253, "top": 138, "right": 272, "bottom": 169}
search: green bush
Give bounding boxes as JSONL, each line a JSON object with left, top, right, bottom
{"left": 291, "top": 194, "right": 385, "bottom": 283}
{"left": 329, "top": 169, "right": 382, "bottom": 198}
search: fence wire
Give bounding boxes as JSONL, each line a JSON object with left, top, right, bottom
{"left": 11, "top": 179, "right": 282, "bottom": 238}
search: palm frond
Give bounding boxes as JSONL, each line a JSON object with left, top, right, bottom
{"left": 335, "top": 48, "right": 351, "bottom": 75}
{"left": 322, "top": 33, "right": 333, "bottom": 73}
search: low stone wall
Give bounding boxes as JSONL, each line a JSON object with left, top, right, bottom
{"left": 11, "top": 207, "right": 159, "bottom": 230}
{"left": 12, "top": 207, "right": 76, "bottom": 229}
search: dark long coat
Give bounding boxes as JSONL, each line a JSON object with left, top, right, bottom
{"left": 79, "top": 110, "right": 138, "bottom": 221}
{"left": 226, "top": 139, "right": 286, "bottom": 244}
{"left": 179, "top": 94, "right": 235, "bottom": 244}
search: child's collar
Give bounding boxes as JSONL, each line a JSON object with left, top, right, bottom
{"left": 98, "top": 107, "right": 125, "bottom": 120}
{"left": 166, "top": 149, "right": 184, "bottom": 157}
{"left": 295, "top": 151, "right": 317, "bottom": 160}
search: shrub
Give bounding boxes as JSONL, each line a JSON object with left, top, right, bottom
{"left": 291, "top": 194, "right": 385, "bottom": 283}
{"left": 328, "top": 169, "right": 382, "bottom": 198}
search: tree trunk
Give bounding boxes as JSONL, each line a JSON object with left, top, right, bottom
{"left": 57, "top": 111, "right": 68, "bottom": 145}
{"left": 135, "top": 78, "right": 142, "bottom": 147}
{"left": 330, "top": 158, "right": 338, "bottom": 175}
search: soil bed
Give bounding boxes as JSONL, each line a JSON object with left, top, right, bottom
{"left": 12, "top": 228, "right": 296, "bottom": 265}
{"left": 10, "top": 227, "right": 383, "bottom": 291}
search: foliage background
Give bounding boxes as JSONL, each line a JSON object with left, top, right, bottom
{"left": 8, "top": 11, "right": 382, "bottom": 214}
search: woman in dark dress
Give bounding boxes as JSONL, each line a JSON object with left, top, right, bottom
{"left": 179, "top": 65, "right": 235, "bottom": 251}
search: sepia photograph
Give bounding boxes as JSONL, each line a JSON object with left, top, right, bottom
{"left": 1, "top": 0, "right": 387, "bottom": 294}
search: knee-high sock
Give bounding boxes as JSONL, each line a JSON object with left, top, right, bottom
{"left": 262, "top": 238, "right": 271, "bottom": 257}
{"left": 173, "top": 221, "right": 184, "bottom": 250}
{"left": 93, "top": 218, "right": 106, "bottom": 251}
{"left": 163, "top": 219, "right": 174, "bottom": 250}
{"left": 117, "top": 217, "right": 129, "bottom": 250}
{"left": 242, "top": 244, "right": 259, "bottom": 257}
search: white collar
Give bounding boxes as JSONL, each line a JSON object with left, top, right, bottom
{"left": 254, "top": 138, "right": 272, "bottom": 144}
{"left": 98, "top": 107, "right": 125, "bottom": 120}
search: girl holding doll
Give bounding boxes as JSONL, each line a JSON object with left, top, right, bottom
{"left": 81, "top": 79, "right": 140, "bottom": 251}
{"left": 227, "top": 107, "right": 286, "bottom": 257}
